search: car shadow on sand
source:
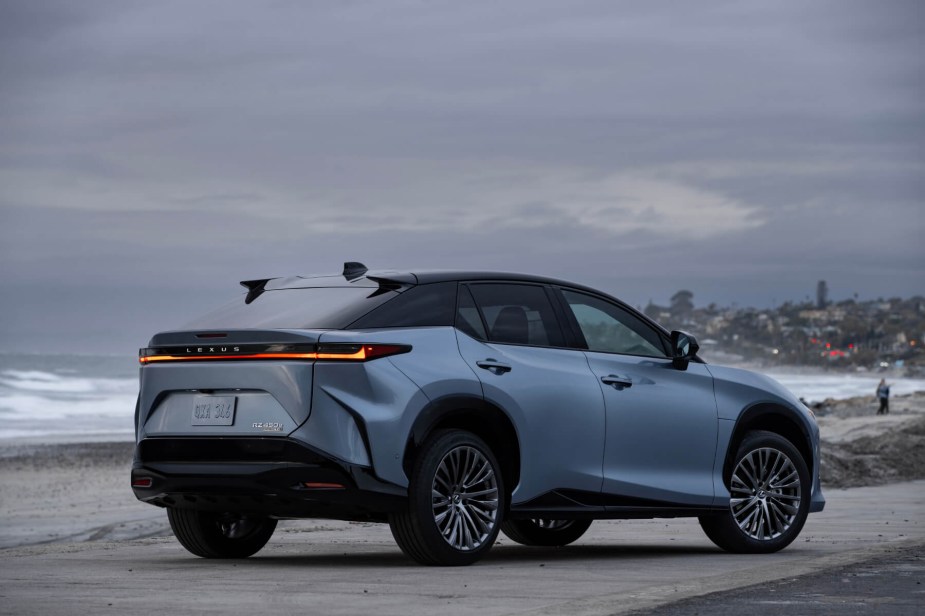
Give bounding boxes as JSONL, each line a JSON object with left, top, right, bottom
{"left": 201, "top": 543, "right": 724, "bottom": 569}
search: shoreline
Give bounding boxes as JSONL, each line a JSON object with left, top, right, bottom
{"left": 0, "top": 433, "right": 134, "bottom": 450}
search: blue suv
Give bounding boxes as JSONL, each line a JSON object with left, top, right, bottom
{"left": 132, "top": 263, "right": 824, "bottom": 565}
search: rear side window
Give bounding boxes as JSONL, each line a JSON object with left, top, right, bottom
{"left": 182, "top": 287, "right": 399, "bottom": 330}
{"left": 349, "top": 282, "right": 457, "bottom": 328}
{"left": 468, "top": 284, "right": 565, "bottom": 347}
{"left": 455, "top": 285, "right": 488, "bottom": 339}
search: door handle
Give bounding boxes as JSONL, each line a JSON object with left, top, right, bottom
{"left": 601, "top": 375, "right": 633, "bottom": 389}
{"left": 476, "top": 359, "right": 512, "bottom": 375}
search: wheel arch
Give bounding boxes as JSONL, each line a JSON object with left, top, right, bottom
{"left": 405, "top": 395, "right": 521, "bottom": 500}
{"left": 724, "top": 403, "right": 814, "bottom": 483}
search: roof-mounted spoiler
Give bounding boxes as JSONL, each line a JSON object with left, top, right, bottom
{"left": 240, "top": 278, "right": 273, "bottom": 304}
{"left": 238, "top": 264, "right": 414, "bottom": 304}
{"left": 343, "top": 262, "right": 368, "bottom": 281}
{"left": 343, "top": 261, "right": 417, "bottom": 294}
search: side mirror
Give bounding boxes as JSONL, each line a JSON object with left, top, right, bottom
{"left": 671, "top": 330, "right": 700, "bottom": 370}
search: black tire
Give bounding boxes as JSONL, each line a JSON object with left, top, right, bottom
{"left": 167, "top": 508, "right": 277, "bottom": 559}
{"left": 389, "top": 430, "right": 505, "bottom": 566}
{"left": 501, "top": 519, "right": 592, "bottom": 547}
{"left": 699, "top": 430, "right": 810, "bottom": 554}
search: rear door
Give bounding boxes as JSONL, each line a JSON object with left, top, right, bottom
{"left": 557, "top": 289, "right": 718, "bottom": 507}
{"left": 454, "top": 283, "right": 605, "bottom": 506}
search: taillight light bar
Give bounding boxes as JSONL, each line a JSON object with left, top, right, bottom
{"left": 139, "top": 343, "right": 411, "bottom": 364}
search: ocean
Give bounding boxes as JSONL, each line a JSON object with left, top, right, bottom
{"left": 0, "top": 353, "right": 138, "bottom": 442}
{"left": 1, "top": 353, "right": 923, "bottom": 443}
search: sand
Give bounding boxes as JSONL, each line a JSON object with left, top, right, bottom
{"left": 815, "top": 391, "right": 925, "bottom": 488}
{"left": 0, "top": 441, "right": 168, "bottom": 549}
{"left": 1, "top": 392, "right": 922, "bottom": 549}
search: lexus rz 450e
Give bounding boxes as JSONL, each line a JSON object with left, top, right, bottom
{"left": 132, "top": 263, "right": 824, "bottom": 566}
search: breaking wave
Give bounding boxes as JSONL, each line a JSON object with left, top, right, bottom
{"left": 0, "top": 362, "right": 137, "bottom": 441}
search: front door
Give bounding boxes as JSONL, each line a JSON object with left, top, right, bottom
{"left": 558, "top": 289, "right": 718, "bottom": 507}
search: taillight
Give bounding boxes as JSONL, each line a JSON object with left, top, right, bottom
{"left": 139, "top": 343, "right": 411, "bottom": 364}
{"left": 315, "top": 344, "right": 411, "bottom": 361}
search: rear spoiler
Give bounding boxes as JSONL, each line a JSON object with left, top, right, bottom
{"left": 238, "top": 263, "right": 416, "bottom": 304}
{"left": 240, "top": 278, "right": 273, "bottom": 304}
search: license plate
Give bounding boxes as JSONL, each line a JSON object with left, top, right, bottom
{"left": 191, "top": 396, "right": 236, "bottom": 426}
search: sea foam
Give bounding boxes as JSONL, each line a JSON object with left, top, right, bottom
{"left": 0, "top": 368, "right": 137, "bottom": 441}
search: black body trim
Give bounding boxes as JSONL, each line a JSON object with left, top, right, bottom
{"left": 509, "top": 489, "right": 724, "bottom": 520}
{"left": 725, "top": 402, "right": 815, "bottom": 482}
{"left": 408, "top": 395, "right": 495, "bottom": 448}
{"left": 132, "top": 437, "right": 406, "bottom": 522}
{"left": 404, "top": 394, "right": 522, "bottom": 493}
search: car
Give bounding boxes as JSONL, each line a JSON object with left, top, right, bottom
{"left": 131, "top": 262, "right": 825, "bottom": 566}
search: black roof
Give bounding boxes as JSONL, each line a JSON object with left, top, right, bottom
{"left": 257, "top": 263, "right": 606, "bottom": 297}
{"left": 238, "top": 262, "right": 671, "bottom": 337}
{"left": 404, "top": 269, "right": 581, "bottom": 287}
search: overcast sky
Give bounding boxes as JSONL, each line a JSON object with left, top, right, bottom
{"left": 1, "top": 0, "right": 923, "bottom": 354}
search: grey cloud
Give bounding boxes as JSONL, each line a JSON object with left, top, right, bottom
{"left": 0, "top": 0, "right": 922, "bottom": 353}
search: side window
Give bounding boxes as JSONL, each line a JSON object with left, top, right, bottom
{"left": 349, "top": 282, "right": 457, "bottom": 328}
{"left": 468, "top": 284, "right": 565, "bottom": 347}
{"left": 456, "top": 285, "right": 488, "bottom": 339}
{"left": 561, "top": 290, "right": 668, "bottom": 357}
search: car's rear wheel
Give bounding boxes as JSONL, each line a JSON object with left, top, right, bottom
{"left": 501, "top": 518, "right": 592, "bottom": 547}
{"left": 167, "top": 508, "right": 277, "bottom": 558}
{"left": 699, "top": 430, "right": 810, "bottom": 553}
{"left": 389, "top": 429, "right": 505, "bottom": 566}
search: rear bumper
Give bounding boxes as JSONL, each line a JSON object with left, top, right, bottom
{"left": 131, "top": 437, "right": 406, "bottom": 521}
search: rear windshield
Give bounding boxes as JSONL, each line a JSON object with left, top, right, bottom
{"left": 181, "top": 287, "right": 399, "bottom": 330}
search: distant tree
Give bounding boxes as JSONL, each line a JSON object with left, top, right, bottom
{"left": 671, "top": 290, "right": 694, "bottom": 320}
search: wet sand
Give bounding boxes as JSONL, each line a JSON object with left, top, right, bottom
{"left": 0, "top": 441, "right": 167, "bottom": 548}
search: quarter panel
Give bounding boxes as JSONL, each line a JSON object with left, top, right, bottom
{"left": 705, "top": 364, "right": 824, "bottom": 509}
{"left": 705, "top": 365, "right": 808, "bottom": 421}
{"left": 301, "top": 359, "right": 424, "bottom": 480}
{"left": 313, "top": 327, "right": 480, "bottom": 488}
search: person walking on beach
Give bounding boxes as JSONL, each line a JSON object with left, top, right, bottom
{"left": 876, "top": 378, "right": 890, "bottom": 415}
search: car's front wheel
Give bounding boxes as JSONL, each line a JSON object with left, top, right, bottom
{"left": 501, "top": 518, "right": 592, "bottom": 547}
{"left": 699, "top": 430, "right": 810, "bottom": 553}
{"left": 389, "top": 429, "right": 505, "bottom": 566}
{"left": 167, "top": 508, "right": 277, "bottom": 558}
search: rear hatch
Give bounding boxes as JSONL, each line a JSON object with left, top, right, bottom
{"left": 135, "top": 273, "right": 409, "bottom": 440}
{"left": 137, "top": 329, "right": 326, "bottom": 438}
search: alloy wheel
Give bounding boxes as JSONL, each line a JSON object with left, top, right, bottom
{"left": 431, "top": 445, "right": 500, "bottom": 551}
{"left": 729, "top": 447, "right": 801, "bottom": 540}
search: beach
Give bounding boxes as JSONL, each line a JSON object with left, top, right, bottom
{"left": 0, "top": 441, "right": 167, "bottom": 549}
{"left": 1, "top": 391, "right": 923, "bottom": 550}
{"left": 816, "top": 391, "right": 925, "bottom": 488}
